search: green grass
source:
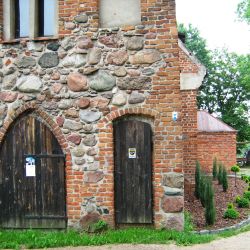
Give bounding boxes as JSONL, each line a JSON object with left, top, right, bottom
{"left": 0, "top": 227, "right": 216, "bottom": 249}
{"left": 1, "top": 220, "right": 250, "bottom": 249}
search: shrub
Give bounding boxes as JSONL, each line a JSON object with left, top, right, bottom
{"left": 237, "top": 197, "right": 250, "bottom": 208}
{"left": 224, "top": 207, "right": 239, "bottom": 219}
{"left": 231, "top": 165, "right": 240, "bottom": 173}
{"left": 195, "top": 161, "right": 201, "bottom": 199}
{"left": 231, "top": 165, "right": 240, "bottom": 187}
{"left": 243, "top": 191, "right": 250, "bottom": 200}
{"left": 92, "top": 220, "right": 108, "bottom": 232}
{"left": 212, "top": 158, "right": 217, "bottom": 180}
{"left": 227, "top": 202, "right": 234, "bottom": 209}
{"left": 222, "top": 167, "right": 228, "bottom": 192}
{"left": 204, "top": 180, "right": 216, "bottom": 225}
{"left": 235, "top": 195, "right": 241, "bottom": 203}
{"left": 200, "top": 174, "right": 207, "bottom": 207}
{"left": 218, "top": 163, "right": 223, "bottom": 185}
{"left": 241, "top": 174, "right": 246, "bottom": 180}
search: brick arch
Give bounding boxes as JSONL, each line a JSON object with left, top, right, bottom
{"left": 0, "top": 101, "right": 70, "bottom": 157}
{"left": 97, "top": 107, "right": 160, "bottom": 227}
{"left": 99, "top": 107, "right": 160, "bottom": 128}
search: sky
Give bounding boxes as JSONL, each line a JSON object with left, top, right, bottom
{"left": 175, "top": 0, "right": 250, "bottom": 55}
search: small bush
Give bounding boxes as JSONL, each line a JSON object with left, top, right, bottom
{"left": 195, "top": 161, "right": 201, "bottom": 199}
{"left": 222, "top": 167, "right": 228, "bottom": 192}
{"left": 231, "top": 165, "right": 240, "bottom": 173}
{"left": 205, "top": 180, "right": 216, "bottom": 225}
{"left": 227, "top": 203, "right": 234, "bottom": 209}
{"left": 243, "top": 191, "right": 250, "bottom": 200}
{"left": 224, "top": 208, "right": 239, "bottom": 219}
{"left": 212, "top": 158, "right": 217, "bottom": 180}
{"left": 241, "top": 174, "right": 247, "bottom": 180}
{"left": 200, "top": 174, "right": 207, "bottom": 207}
{"left": 231, "top": 165, "right": 240, "bottom": 187}
{"left": 235, "top": 195, "right": 241, "bottom": 203}
{"left": 237, "top": 197, "right": 250, "bottom": 208}
{"left": 218, "top": 163, "right": 223, "bottom": 185}
{"left": 92, "top": 220, "right": 108, "bottom": 232}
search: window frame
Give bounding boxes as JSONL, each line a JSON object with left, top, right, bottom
{"left": 3, "top": 0, "right": 58, "bottom": 41}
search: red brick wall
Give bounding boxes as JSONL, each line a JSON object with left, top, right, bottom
{"left": 179, "top": 46, "right": 199, "bottom": 182}
{"left": 197, "top": 132, "right": 237, "bottom": 173}
{"left": 181, "top": 90, "right": 198, "bottom": 181}
{"left": 179, "top": 47, "right": 199, "bottom": 73}
{"left": 58, "top": 0, "right": 99, "bottom": 36}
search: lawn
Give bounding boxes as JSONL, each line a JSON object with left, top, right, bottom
{"left": 1, "top": 216, "right": 250, "bottom": 249}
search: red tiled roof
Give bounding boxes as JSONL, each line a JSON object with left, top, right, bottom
{"left": 198, "top": 111, "right": 236, "bottom": 132}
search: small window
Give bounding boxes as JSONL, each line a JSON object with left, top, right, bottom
{"left": 3, "top": 0, "right": 57, "bottom": 40}
{"left": 38, "top": 0, "right": 56, "bottom": 37}
{"left": 99, "top": 0, "right": 141, "bottom": 28}
{"left": 15, "top": 0, "right": 30, "bottom": 38}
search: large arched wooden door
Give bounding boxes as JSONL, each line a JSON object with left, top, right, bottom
{"left": 114, "top": 119, "right": 153, "bottom": 225}
{"left": 0, "top": 113, "right": 66, "bottom": 228}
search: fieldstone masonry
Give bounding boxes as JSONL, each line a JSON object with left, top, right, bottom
{"left": 0, "top": 0, "right": 191, "bottom": 231}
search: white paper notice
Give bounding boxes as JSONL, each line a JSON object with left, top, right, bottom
{"left": 128, "top": 148, "right": 136, "bottom": 159}
{"left": 25, "top": 157, "right": 36, "bottom": 177}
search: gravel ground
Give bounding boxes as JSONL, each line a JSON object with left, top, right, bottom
{"left": 31, "top": 231, "right": 250, "bottom": 250}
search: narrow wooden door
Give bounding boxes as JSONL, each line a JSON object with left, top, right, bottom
{"left": 0, "top": 113, "right": 66, "bottom": 229}
{"left": 114, "top": 119, "right": 153, "bottom": 224}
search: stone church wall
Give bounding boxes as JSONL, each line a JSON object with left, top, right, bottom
{"left": 0, "top": 0, "right": 184, "bottom": 230}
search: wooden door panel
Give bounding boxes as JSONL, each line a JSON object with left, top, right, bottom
{"left": 0, "top": 113, "right": 66, "bottom": 228}
{"left": 114, "top": 120, "right": 153, "bottom": 224}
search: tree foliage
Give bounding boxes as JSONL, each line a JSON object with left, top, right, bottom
{"left": 178, "top": 24, "right": 250, "bottom": 152}
{"left": 237, "top": 0, "right": 250, "bottom": 24}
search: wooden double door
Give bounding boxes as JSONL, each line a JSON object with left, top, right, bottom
{"left": 0, "top": 113, "right": 66, "bottom": 228}
{"left": 114, "top": 119, "right": 153, "bottom": 225}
